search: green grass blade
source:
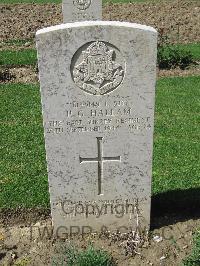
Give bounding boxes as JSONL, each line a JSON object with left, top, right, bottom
{"left": 0, "top": 49, "right": 37, "bottom": 66}
{"left": 0, "top": 76, "right": 200, "bottom": 208}
{"left": 0, "top": 43, "right": 199, "bottom": 67}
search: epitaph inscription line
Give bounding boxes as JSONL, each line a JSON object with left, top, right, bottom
{"left": 79, "top": 137, "right": 121, "bottom": 195}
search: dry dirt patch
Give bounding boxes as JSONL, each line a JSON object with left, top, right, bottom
{"left": 0, "top": 217, "right": 199, "bottom": 266}
{"left": 104, "top": 0, "right": 200, "bottom": 44}
{"left": 0, "top": 0, "right": 200, "bottom": 43}
{"left": 0, "top": 66, "right": 38, "bottom": 83}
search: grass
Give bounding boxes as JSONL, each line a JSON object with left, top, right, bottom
{"left": 153, "top": 76, "right": 200, "bottom": 195}
{"left": 0, "top": 49, "right": 37, "bottom": 66}
{"left": 172, "top": 43, "right": 200, "bottom": 61}
{"left": 0, "top": 76, "right": 200, "bottom": 208}
{"left": 183, "top": 230, "right": 200, "bottom": 266}
{"left": 0, "top": 43, "right": 199, "bottom": 67}
{"left": 0, "top": 83, "right": 48, "bottom": 208}
{"left": 157, "top": 43, "right": 200, "bottom": 70}
{"left": 52, "top": 244, "right": 115, "bottom": 266}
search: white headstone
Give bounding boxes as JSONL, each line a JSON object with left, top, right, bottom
{"left": 62, "top": 0, "right": 102, "bottom": 23}
{"left": 36, "top": 21, "right": 157, "bottom": 236}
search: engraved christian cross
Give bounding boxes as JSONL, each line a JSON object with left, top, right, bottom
{"left": 79, "top": 137, "right": 121, "bottom": 195}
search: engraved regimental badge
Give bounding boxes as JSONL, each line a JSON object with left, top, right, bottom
{"left": 73, "top": 0, "right": 91, "bottom": 10}
{"left": 71, "top": 41, "right": 125, "bottom": 95}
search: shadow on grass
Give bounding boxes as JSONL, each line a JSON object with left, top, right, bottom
{"left": 151, "top": 188, "right": 200, "bottom": 229}
{"left": 0, "top": 188, "right": 199, "bottom": 229}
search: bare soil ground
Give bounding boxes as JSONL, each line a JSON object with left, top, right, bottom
{"left": 0, "top": 0, "right": 200, "bottom": 44}
{"left": 0, "top": 66, "right": 38, "bottom": 83}
{"left": 0, "top": 216, "right": 200, "bottom": 266}
{"left": 0, "top": 206, "right": 200, "bottom": 265}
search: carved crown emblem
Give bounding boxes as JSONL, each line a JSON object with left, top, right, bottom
{"left": 73, "top": 0, "right": 91, "bottom": 10}
{"left": 72, "top": 41, "right": 125, "bottom": 95}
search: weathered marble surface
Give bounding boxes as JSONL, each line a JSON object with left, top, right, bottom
{"left": 36, "top": 21, "right": 157, "bottom": 236}
{"left": 62, "top": 0, "right": 102, "bottom": 23}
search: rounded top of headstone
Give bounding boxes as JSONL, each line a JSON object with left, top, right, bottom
{"left": 36, "top": 21, "right": 157, "bottom": 36}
